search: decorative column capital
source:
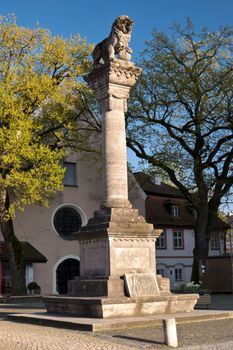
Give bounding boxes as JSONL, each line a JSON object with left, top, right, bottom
{"left": 85, "top": 60, "right": 141, "bottom": 113}
{"left": 85, "top": 60, "right": 142, "bottom": 89}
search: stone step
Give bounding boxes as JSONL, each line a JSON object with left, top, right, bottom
{"left": 42, "top": 294, "right": 198, "bottom": 318}
{"left": 8, "top": 309, "right": 233, "bottom": 332}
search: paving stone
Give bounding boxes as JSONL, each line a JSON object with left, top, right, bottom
{"left": 0, "top": 321, "right": 136, "bottom": 350}
{"left": 97, "top": 318, "right": 233, "bottom": 349}
{"left": 1, "top": 295, "right": 233, "bottom": 349}
{"left": 2, "top": 318, "right": 233, "bottom": 350}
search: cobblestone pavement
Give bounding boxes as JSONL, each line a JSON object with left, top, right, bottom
{"left": 1, "top": 318, "right": 233, "bottom": 350}
{"left": 180, "top": 342, "right": 233, "bottom": 350}
{"left": 0, "top": 320, "right": 137, "bottom": 350}
{"left": 98, "top": 318, "right": 233, "bottom": 349}
{"left": 1, "top": 296, "right": 233, "bottom": 349}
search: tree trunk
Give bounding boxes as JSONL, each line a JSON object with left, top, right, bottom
{"left": 0, "top": 191, "right": 27, "bottom": 295}
{"left": 191, "top": 209, "right": 210, "bottom": 283}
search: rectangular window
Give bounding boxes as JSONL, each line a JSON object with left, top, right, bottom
{"left": 171, "top": 204, "right": 180, "bottom": 217}
{"left": 63, "top": 162, "right": 77, "bottom": 186}
{"left": 173, "top": 230, "right": 184, "bottom": 249}
{"left": 175, "top": 268, "right": 183, "bottom": 281}
{"left": 210, "top": 232, "right": 220, "bottom": 250}
{"left": 156, "top": 231, "right": 167, "bottom": 249}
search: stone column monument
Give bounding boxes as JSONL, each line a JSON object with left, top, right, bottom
{"left": 44, "top": 16, "right": 198, "bottom": 318}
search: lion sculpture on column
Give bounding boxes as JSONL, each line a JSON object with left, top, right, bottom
{"left": 92, "top": 15, "right": 133, "bottom": 66}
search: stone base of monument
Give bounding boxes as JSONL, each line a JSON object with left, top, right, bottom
{"left": 43, "top": 207, "right": 198, "bottom": 318}
{"left": 68, "top": 276, "right": 125, "bottom": 298}
{"left": 43, "top": 293, "right": 198, "bottom": 318}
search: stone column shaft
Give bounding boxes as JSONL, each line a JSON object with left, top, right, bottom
{"left": 100, "top": 83, "right": 131, "bottom": 208}
{"left": 86, "top": 61, "right": 141, "bottom": 208}
{"left": 103, "top": 108, "right": 128, "bottom": 207}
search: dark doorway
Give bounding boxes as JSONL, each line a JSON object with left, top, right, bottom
{"left": 56, "top": 258, "right": 80, "bottom": 294}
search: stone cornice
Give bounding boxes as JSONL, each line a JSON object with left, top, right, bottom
{"left": 85, "top": 59, "right": 142, "bottom": 90}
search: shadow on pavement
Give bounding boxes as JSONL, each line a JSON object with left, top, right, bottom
{"left": 0, "top": 303, "right": 45, "bottom": 319}
{"left": 113, "top": 334, "right": 163, "bottom": 345}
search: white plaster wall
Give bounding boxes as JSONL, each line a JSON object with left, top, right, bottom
{"left": 157, "top": 257, "right": 193, "bottom": 289}
{"left": 156, "top": 228, "right": 195, "bottom": 289}
{"left": 209, "top": 237, "right": 225, "bottom": 256}
{"left": 156, "top": 228, "right": 225, "bottom": 289}
{"left": 7, "top": 157, "right": 102, "bottom": 294}
{"left": 25, "top": 264, "right": 33, "bottom": 286}
{"left": 157, "top": 228, "right": 195, "bottom": 257}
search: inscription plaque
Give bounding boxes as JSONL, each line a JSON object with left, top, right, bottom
{"left": 124, "top": 273, "right": 160, "bottom": 297}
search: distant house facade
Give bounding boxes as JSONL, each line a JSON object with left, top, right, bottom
{"left": 134, "top": 172, "right": 228, "bottom": 290}
{"left": 0, "top": 154, "right": 103, "bottom": 295}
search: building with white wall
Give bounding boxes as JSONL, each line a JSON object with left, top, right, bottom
{"left": 134, "top": 172, "right": 228, "bottom": 290}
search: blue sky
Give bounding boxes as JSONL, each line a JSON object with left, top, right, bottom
{"left": 1, "top": 0, "right": 232, "bottom": 60}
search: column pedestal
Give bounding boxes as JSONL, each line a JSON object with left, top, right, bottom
{"left": 44, "top": 208, "right": 198, "bottom": 318}
{"left": 68, "top": 207, "right": 161, "bottom": 298}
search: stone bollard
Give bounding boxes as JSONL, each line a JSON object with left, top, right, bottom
{"left": 162, "top": 318, "right": 178, "bottom": 348}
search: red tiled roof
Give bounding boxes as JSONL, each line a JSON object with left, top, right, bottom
{"left": 146, "top": 195, "right": 196, "bottom": 228}
{"left": 134, "top": 172, "right": 229, "bottom": 230}
{"left": 134, "top": 172, "right": 184, "bottom": 198}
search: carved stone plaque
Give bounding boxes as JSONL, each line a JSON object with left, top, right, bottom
{"left": 124, "top": 273, "right": 160, "bottom": 297}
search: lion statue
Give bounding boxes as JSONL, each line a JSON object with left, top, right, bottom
{"left": 92, "top": 15, "right": 133, "bottom": 66}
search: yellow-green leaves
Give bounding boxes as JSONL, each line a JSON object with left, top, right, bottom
{"left": 8, "top": 146, "right": 65, "bottom": 213}
{"left": 0, "top": 15, "right": 93, "bottom": 220}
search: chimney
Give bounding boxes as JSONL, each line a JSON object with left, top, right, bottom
{"left": 151, "top": 175, "right": 161, "bottom": 186}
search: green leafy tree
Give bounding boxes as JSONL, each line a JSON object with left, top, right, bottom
{"left": 126, "top": 20, "right": 233, "bottom": 282}
{"left": 0, "top": 16, "right": 93, "bottom": 294}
